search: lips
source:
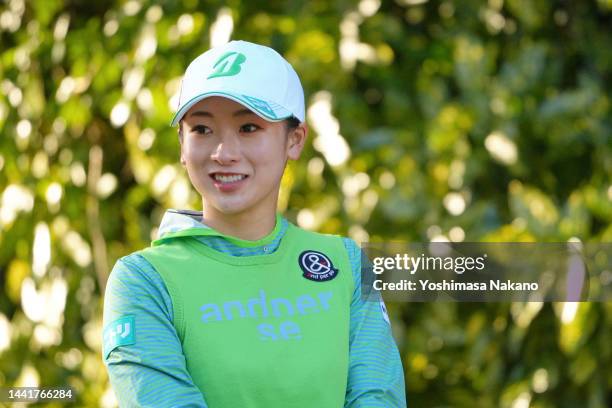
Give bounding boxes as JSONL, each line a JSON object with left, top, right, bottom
{"left": 209, "top": 172, "right": 249, "bottom": 192}
{"left": 211, "top": 173, "right": 247, "bottom": 183}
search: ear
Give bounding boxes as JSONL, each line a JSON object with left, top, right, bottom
{"left": 286, "top": 123, "right": 308, "bottom": 161}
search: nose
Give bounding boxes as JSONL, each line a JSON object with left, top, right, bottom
{"left": 210, "top": 133, "right": 241, "bottom": 165}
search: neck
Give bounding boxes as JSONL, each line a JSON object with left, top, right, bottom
{"left": 201, "top": 205, "right": 277, "bottom": 241}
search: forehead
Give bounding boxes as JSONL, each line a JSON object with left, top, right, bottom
{"left": 184, "top": 96, "right": 257, "bottom": 119}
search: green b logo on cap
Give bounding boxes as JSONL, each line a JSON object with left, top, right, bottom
{"left": 208, "top": 51, "right": 246, "bottom": 79}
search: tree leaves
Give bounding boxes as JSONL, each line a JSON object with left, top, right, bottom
{"left": 0, "top": 0, "right": 610, "bottom": 406}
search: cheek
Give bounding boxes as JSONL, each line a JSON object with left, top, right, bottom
{"left": 183, "top": 140, "right": 208, "bottom": 163}
{"left": 249, "top": 134, "right": 287, "bottom": 163}
{"left": 251, "top": 146, "right": 287, "bottom": 181}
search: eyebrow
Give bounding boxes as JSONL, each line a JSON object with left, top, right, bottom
{"left": 188, "top": 108, "right": 256, "bottom": 118}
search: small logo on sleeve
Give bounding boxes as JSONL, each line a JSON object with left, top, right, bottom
{"left": 299, "top": 250, "right": 338, "bottom": 282}
{"left": 103, "top": 315, "right": 135, "bottom": 359}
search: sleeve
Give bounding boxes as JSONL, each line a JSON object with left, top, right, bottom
{"left": 102, "top": 253, "right": 209, "bottom": 408}
{"left": 342, "top": 238, "right": 407, "bottom": 408}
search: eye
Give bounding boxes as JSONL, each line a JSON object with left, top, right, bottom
{"left": 191, "top": 124, "right": 211, "bottom": 135}
{"left": 240, "top": 123, "right": 261, "bottom": 133}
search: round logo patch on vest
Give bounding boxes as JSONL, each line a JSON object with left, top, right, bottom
{"left": 298, "top": 250, "right": 339, "bottom": 282}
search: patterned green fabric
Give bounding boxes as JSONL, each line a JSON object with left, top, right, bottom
{"left": 139, "top": 221, "right": 353, "bottom": 407}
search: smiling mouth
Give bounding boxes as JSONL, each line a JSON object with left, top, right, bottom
{"left": 210, "top": 173, "right": 249, "bottom": 184}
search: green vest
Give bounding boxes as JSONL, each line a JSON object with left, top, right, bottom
{"left": 138, "top": 221, "right": 353, "bottom": 408}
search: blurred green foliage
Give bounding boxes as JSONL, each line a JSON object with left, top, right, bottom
{"left": 0, "top": 0, "right": 611, "bottom": 406}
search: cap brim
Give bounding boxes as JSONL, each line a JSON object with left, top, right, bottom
{"left": 170, "top": 91, "right": 294, "bottom": 126}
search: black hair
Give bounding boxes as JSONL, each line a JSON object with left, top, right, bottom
{"left": 285, "top": 116, "right": 301, "bottom": 131}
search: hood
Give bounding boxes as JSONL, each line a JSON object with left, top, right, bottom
{"left": 152, "top": 209, "right": 284, "bottom": 248}
{"left": 157, "top": 209, "right": 210, "bottom": 238}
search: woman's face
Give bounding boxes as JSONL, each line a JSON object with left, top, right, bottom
{"left": 180, "top": 96, "right": 306, "bottom": 219}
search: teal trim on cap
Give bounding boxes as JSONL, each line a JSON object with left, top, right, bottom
{"left": 170, "top": 91, "right": 293, "bottom": 126}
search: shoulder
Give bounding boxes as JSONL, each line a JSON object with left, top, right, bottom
{"left": 104, "top": 251, "right": 174, "bottom": 322}
{"left": 106, "top": 251, "right": 168, "bottom": 297}
{"left": 286, "top": 221, "right": 348, "bottom": 245}
{"left": 135, "top": 237, "right": 195, "bottom": 266}
{"left": 285, "top": 221, "right": 361, "bottom": 259}
{"left": 287, "top": 221, "right": 362, "bottom": 276}
{"left": 340, "top": 237, "right": 361, "bottom": 258}
{"left": 110, "top": 251, "right": 156, "bottom": 278}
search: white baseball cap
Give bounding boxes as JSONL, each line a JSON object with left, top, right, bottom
{"left": 171, "top": 40, "right": 305, "bottom": 126}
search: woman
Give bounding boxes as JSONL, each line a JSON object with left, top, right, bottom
{"left": 102, "top": 40, "right": 406, "bottom": 407}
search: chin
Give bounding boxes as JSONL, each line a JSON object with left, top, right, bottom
{"left": 207, "top": 199, "right": 253, "bottom": 216}
{"left": 216, "top": 206, "right": 248, "bottom": 216}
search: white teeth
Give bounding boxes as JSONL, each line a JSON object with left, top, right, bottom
{"left": 214, "top": 174, "right": 246, "bottom": 183}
